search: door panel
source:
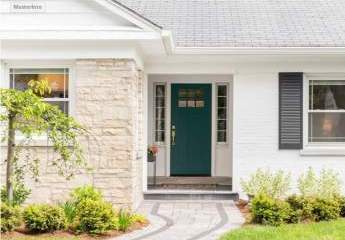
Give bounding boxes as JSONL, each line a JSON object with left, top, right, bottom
{"left": 170, "top": 84, "right": 212, "bottom": 176}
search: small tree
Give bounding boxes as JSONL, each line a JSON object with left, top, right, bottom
{"left": 0, "top": 80, "right": 87, "bottom": 204}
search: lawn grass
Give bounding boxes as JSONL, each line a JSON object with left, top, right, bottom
{"left": 220, "top": 219, "right": 345, "bottom": 240}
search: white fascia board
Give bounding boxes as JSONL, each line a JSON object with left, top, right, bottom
{"left": 93, "top": 0, "right": 162, "bottom": 32}
{"left": 173, "top": 47, "right": 345, "bottom": 55}
{"left": 0, "top": 30, "right": 161, "bottom": 40}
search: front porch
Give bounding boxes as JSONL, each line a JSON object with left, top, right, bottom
{"left": 148, "top": 176, "right": 232, "bottom": 191}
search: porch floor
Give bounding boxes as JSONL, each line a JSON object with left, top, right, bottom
{"left": 148, "top": 176, "right": 232, "bottom": 191}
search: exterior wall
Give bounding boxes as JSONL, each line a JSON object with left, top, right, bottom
{"left": 232, "top": 70, "right": 345, "bottom": 197}
{"left": 147, "top": 74, "right": 233, "bottom": 177}
{"left": 0, "top": 59, "right": 144, "bottom": 209}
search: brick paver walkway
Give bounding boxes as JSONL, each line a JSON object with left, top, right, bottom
{"left": 113, "top": 200, "right": 244, "bottom": 240}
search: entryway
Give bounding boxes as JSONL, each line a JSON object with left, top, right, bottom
{"left": 170, "top": 84, "right": 212, "bottom": 176}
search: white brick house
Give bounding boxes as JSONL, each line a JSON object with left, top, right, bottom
{"left": 1, "top": 0, "right": 345, "bottom": 208}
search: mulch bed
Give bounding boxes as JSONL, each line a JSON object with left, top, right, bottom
{"left": 235, "top": 199, "right": 252, "bottom": 224}
{"left": 2, "top": 221, "right": 149, "bottom": 239}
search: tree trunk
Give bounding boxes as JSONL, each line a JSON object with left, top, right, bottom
{"left": 6, "top": 114, "right": 15, "bottom": 203}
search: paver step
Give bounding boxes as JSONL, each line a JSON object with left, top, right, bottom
{"left": 143, "top": 190, "right": 239, "bottom": 201}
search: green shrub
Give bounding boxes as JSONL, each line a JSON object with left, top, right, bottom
{"left": 23, "top": 204, "right": 66, "bottom": 232}
{"left": 0, "top": 202, "right": 22, "bottom": 232}
{"left": 241, "top": 169, "right": 291, "bottom": 199}
{"left": 250, "top": 194, "right": 291, "bottom": 226}
{"left": 131, "top": 213, "right": 147, "bottom": 224}
{"left": 73, "top": 199, "right": 116, "bottom": 234}
{"left": 336, "top": 196, "right": 345, "bottom": 217}
{"left": 298, "top": 168, "right": 341, "bottom": 199}
{"left": 117, "top": 210, "right": 133, "bottom": 232}
{"left": 1, "top": 184, "right": 31, "bottom": 206}
{"left": 286, "top": 195, "right": 315, "bottom": 222}
{"left": 70, "top": 185, "right": 102, "bottom": 205}
{"left": 312, "top": 198, "right": 340, "bottom": 221}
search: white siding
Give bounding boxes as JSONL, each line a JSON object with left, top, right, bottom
{"left": 233, "top": 70, "right": 345, "bottom": 197}
{"left": 0, "top": 0, "right": 136, "bottom": 27}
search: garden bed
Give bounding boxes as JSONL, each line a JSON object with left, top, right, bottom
{"left": 2, "top": 221, "right": 149, "bottom": 240}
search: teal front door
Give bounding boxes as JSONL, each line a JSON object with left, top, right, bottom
{"left": 171, "top": 84, "right": 212, "bottom": 176}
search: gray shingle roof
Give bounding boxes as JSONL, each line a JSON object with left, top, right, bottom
{"left": 115, "top": 0, "right": 345, "bottom": 48}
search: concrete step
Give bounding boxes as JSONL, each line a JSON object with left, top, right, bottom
{"left": 143, "top": 190, "right": 239, "bottom": 201}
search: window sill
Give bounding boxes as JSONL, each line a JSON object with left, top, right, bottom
{"left": 300, "top": 145, "right": 345, "bottom": 156}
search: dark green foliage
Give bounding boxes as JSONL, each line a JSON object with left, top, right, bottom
{"left": 334, "top": 195, "right": 345, "bottom": 218}
{"left": 286, "top": 195, "right": 315, "bottom": 222}
{"left": 117, "top": 210, "right": 133, "bottom": 232}
{"left": 0, "top": 202, "right": 21, "bottom": 232}
{"left": 312, "top": 198, "right": 340, "bottom": 221}
{"left": 23, "top": 204, "right": 66, "bottom": 233}
{"left": 251, "top": 194, "right": 291, "bottom": 226}
{"left": 73, "top": 199, "right": 116, "bottom": 234}
{"left": 1, "top": 184, "right": 31, "bottom": 206}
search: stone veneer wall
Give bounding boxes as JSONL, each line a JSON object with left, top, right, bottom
{"left": 0, "top": 59, "right": 144, "bottom": 209}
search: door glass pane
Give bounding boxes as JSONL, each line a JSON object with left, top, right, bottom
{"left": 308, "top": 112, "right": 345, "bottom": 142}
{"left": 217, "top": 131, "right": 227, "bottom": 142}
{"left": 218, "top": 97, "right": 227, "bottom": 107}
{"left": 217, "top": 120, "right": 227, "bottom": 130}
{"left": 155, "top": 131, "right": 165, "bottom": 142}
{"left": 217, "top": 85, "right": 227, "bottom": 97}
{"left": 217, "top": 108, "right": 227, "bottom": 119}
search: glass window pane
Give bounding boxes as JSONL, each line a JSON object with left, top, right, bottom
{"left": 156, "top": 97, "right": 165, "bottom": 107}
{"left": 11, "top": 69, "right": 68, "bottom": 98}
{"left": 309, "top": 80, "right": 345, "bottom": 110}
{"left": 308, "top": 112, "right": 345, "bottom": 142}
{"left": 218, "top": 97, "right": 227, "bottom": 108}
{"left": 156, "top": 85, "right": 165, "bottom": 97}
{"left": 218, "top": 108, "right": 227, "bottom": 119}
{"left": 217, "top": 131, "right": 227, "bottom": 142}
{"left": 217, "top": 120, "right": 227, "bottom": 130}
{"left": 48, "top": 101, "right": 69, "bottom": 114}
{"left": 217, "top": 85, "right": 227, "bottom": 97}
{"left": 155, "top": 120, "right": 165, "bottom": 130}
{"left": 155, "top": 107, "right": 165, "bottom": 119}
{"left": 155, "top": 131, "right": 165, "bottom": 142}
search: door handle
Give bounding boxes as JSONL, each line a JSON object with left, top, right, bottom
{"left": 171, "top": 125, "right": 176, "bottom": 145}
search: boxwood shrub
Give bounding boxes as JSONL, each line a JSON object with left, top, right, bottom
{"left": 311, "top": 198, "right": 340, "bottom": 221}
{"left": 73, "top": 198, "right": 117, "bottom": 234}
{"left": 0, "top": 203, "right": 22, "bottom": 232}
{"left": 251, "top": 194, "right": 291, "bottom": 226}
{"left": 23, "top": 204, "right": 66, "bottom": 233}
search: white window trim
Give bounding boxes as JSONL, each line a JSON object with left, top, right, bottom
{"left": 216, "top": 83, "right": 229, "bottom": 145}
{"left": 301, "top": 74, "right": 345, "bottom": 156}
{"left": 2, "top": 61, "right": 75, "bottom": 146}
{"left": 153, "top": 82, "right": 166, "bottom": 145}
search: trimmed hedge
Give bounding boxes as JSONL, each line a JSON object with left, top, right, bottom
{"left": 23, "top": 204, "right": 66, "bottom": 233}
{"left": 0, "top": 203, "right": 22, "bottom": 233}
{"left": 251, "top": 194, "right": 291, "bottom": 226}
{"left": 73, "top": 199, "right": 117, "bottom": 234}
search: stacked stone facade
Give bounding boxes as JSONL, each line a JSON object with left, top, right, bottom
{"left": 0, "top": 59, "right": 144, "bottom": 209}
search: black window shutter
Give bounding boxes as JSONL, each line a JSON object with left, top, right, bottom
{"left": 279, "top": 72, "right": 303, "bottom": 149}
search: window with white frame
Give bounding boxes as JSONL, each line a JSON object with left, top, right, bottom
{"left": 308, "top": 79, "right": 345, "bottom": 143}
{"left": 154, "top": 84, "right": 166, "bottom": 143}
{"left": 217, "top": 84, "right": 228, "bottom": 143}
{"left": 10, "top": 68, "right": 70, "bottom": 114}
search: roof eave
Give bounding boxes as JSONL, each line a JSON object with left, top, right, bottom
{"left": 173, "top": 47, "right": 345, "bottom": 55}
